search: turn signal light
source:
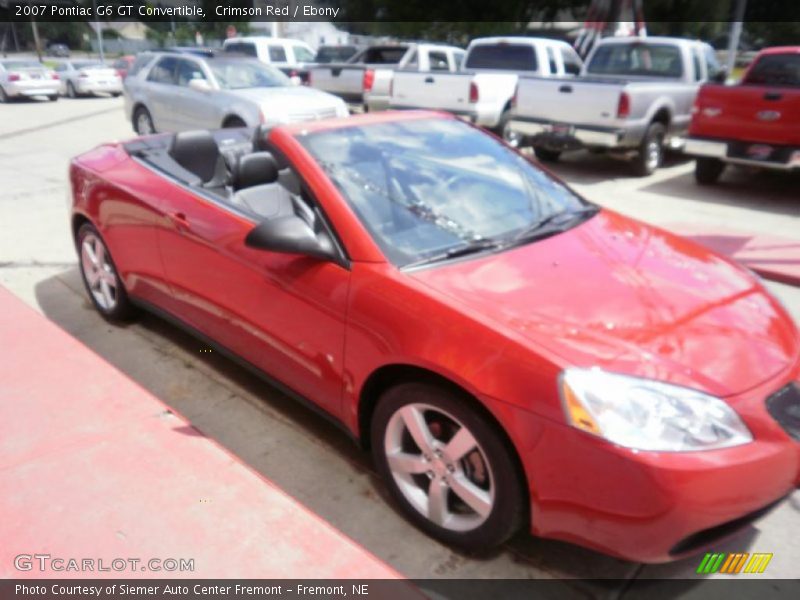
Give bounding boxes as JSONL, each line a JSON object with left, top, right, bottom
{"left": 363, "top": 69, "right": 375, "bottom": 92}
{"left": 617, "top": 92, "right": 631, "bottom": 119}
{"left": 561, "top": 380, "right": 602, "bottom": 435}
{"left": 469, "top": 81, "right": 479, "bottom": 103}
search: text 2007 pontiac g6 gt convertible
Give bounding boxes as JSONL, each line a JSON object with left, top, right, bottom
{"left": 70, "top": 111, "right": 800, "bottom": 562}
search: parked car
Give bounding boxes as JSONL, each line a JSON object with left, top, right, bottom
{"left": 0, "top": 59, "right": 59, "bottom": 102}
{"left": 223, "top": 36, "right": 316, "bottom": 84}
{"left": 315, "top": 45, "right": 363, "bottom": 64}
{"left": 389, "top": 37, "right": 582, "bottom": 138}
{"left": 55, "top": 60, "right": 122, "bottom": 98}
{"left": 361, "top": 43, "right": 465, "bottom": 112}
{"left": 46, "top": 43, "right": 70, "bottom": 58}
{"left": 69, "top": 111, "right": 800, "bottom": 562}
{"left": 112, "top": 55, "right": 136, "bottom": 79}
{"left": 508, "top": 37, "right": 725, "bottom": 175}
{"left": 307, "top": 44, "right": 410, "bottom": 107}
{"left": 123, "top": 52, "right": 348, "bottom": 135}
{"left": 685, "top": 46, "right": 800, "bottom": 184}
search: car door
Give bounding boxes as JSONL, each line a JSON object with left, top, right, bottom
{"left": 173, "top": 58, "right": 220, "bottom": 130}
{"left": 155, "top": 166, "right": 351, "bottom": 418}
{"left": 143, "top": 56, "right": 180, "bottom": 131}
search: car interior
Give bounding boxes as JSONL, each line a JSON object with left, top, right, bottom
{"left": 124, "top": 126, "right": 317, "bottom": 230}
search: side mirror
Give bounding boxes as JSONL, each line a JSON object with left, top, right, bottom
{"left": 711, "top": 69, "right": 728, "bottom": 84}
{"left": 188, "top": 78, "right": 212, "bottom": 92}
{"left": 245, "top": 215, "right": 335, "bottom": 261}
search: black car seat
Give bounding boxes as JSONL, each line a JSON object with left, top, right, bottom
{"left": 230, "top": 152, "right": 295, "bottom": 220}
{"left": 168, "top": 130, "right": 229, "bottom": 193}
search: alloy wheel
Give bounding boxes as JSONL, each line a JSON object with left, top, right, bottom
{"left": 80, "top": 232, "right": 119, "bottom": 311}
{"left": 383, "top": 402, "right": 495, "bottom": 532}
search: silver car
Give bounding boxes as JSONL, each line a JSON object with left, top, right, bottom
{"left": 55, "top": 60, "right": 123, "bottom": 98}
{"left": 0, "top": 59, "right": 60, "bottom": 102}
{"left": 124, "top": 52, "right": 349, "bottom": 135}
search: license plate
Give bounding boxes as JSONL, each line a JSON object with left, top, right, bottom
{"left": 550, "top": 123, "right": 574, "bottom": 135}
{"left": 747, "top": 144, "right": 773, "bottom": 160}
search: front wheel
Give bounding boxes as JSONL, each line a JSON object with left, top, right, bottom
{"left": 133, "top": 106, "right": 155, "bottom": 135}
{"left": 534, "top": 146, "right": 562, "bottom": 162}
{"left": 694, "top": 157, "right": 725, "bottom": 185}
{"left": 371, "top": 383, "right": 525, "bottom": 552}
{"left": 77, "top": 224, "right": 137, "bottom": 322}
{"left": 48, "top": 94, "right": 58, "bottom": 102}
{"left": 633, "top": 122, "right": 666, "bottom": 177}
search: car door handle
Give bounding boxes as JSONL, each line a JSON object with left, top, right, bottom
{"left": 559, "top": 85, "right": 573, "bottom": 93}
{"left": 168, "top": 211, "right": 189, "bottom": 231}
{"left": 424, "top": 76, "right": 434, "bottom": 83}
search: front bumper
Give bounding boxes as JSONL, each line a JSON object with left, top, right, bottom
{"left": 500, "top": 370, "right": 800, "bottom": 563}
{"left": 686, "top": 137, "right": 800, "bottom": 171}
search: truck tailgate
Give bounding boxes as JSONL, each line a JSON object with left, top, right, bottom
{"left": 691, "top": 84, "right": 800, "bottom": 145}
{"left": 309, "top": 65, "right": 364, "bottom": 102}
{"left": 390, "top": 71, "right": 473, "bottom": 112}
{"left": 516, "top": 77, "right": 623, "bottom": 126}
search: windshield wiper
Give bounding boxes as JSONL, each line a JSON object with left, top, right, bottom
{"left": 508, "top": 206, "right": 599, "bottom": 245}
{"left": 403, "top": 239, "right": 501, "bottom": 269}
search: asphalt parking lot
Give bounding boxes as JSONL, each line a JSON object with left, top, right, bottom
{"left": 1, "top": 96, "right": 799, "bottom": 595}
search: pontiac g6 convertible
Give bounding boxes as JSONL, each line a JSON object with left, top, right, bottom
{"left": 69, "top": 111, "right": 800, "bottom": 562}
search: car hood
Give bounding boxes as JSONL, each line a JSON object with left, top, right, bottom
{"left": 227, "top": 86, "right": 344, "bottom": 113}
{"left": 410, "top": 210, "right": 799, "bottom": 397}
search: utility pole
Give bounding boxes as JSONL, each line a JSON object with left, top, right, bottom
{"left": 30, "top": 17, "right": 42, "bottom": 62}
{"left": 725, "top": 0, "right": 747, "bottom": 81}
{"left": 93, "top": 0, "right": 105, "bottom": 62}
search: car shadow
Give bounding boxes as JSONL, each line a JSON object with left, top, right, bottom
{"left": 641, "top": 167, "right": 800, "bottom": 218}
{"left": 33, "top": 268, "right": 650, "bottom": 584}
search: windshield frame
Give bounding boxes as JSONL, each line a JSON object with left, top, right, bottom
{"left": 295, "top": 117, "right": 596, "bottom": 270}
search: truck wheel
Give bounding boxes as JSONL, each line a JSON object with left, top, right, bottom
{"left": 694, "top": 158, "right": 725, "bottom": 185}
{"left": 633, "top": 123, "right": 665, "bottom": 177}
{"left": 534, "top": 147, "right": 561, "bottom": 162}
{"left": 498, "top": 110, "right": 522, "bottom": 148}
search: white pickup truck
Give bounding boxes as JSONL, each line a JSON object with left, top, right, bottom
{"left": 508, "top": 36, "right": 726, "bottom": 175}
{"left": 389, "top": 37, "right": 583, "bottom": 137}
{"left": 308, "top": 43, "right": 463, "bottom": 111}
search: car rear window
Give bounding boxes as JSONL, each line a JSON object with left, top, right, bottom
{"left": 587, "top": 43, "right": 683, "bottom": 78}
{"left": 315, "top": 46, "right": 358, "bottom": 63}
{"left": 744, "top": 54, "right": 800, "bottom": 87}
{"left": 363, "top": 47, "right": 408, "bottom": 64}
{"left": 464, "top": 44, "right": 538, "bottom": 71}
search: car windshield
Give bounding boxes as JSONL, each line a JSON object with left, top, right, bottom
{"left": 588, "top": 43, "right": 684, "bottom": 78}
{"left": 299, "top": 118, "right": 590, "bottom": 268}
{"left": 210, "top": 61, "right": 289, "bottom": 89}
{"left": 744, "top": 54, "right": 800, "bottom": 87}
{"left": 2, "top": 60, "right": 41, "bottom": 70}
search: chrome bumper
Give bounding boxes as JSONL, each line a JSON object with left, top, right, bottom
{"left": 509, "top": 119, "right": 620, "bottom": 148}
{"left": 685, "top": 138, "right": 800, "bottom": 171}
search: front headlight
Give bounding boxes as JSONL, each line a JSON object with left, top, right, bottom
{"left": 560, "top": 368, "right": 752, "bottom": 452}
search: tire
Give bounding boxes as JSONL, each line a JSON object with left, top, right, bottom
{"left": 533, "top": 146, "right": 562, "bottom": 162}
{"left": 222, "top": 116, "right": 247, "bottom": 128}
{"left": 497, "top": 109, "right": 522, "bottom": 149}
{"left": 0, "top": 86, "right": 8, "bottom": 103}
{"left": 66, "top": 81, "right": 78, "bottom": 98}
{"left": 111, "top": 92, "right": 121, "bottom": 97}
{"left": 48, "top": 94, "right": 58, "bottom": 102}
{"left": 371, "top": 382, "right": 525, "bottom": 552}
{"left": 633, "top": 122, "right": 666, "bottom": 177}
{"left": 133, "top": 106, "right": 155, "bottom": 135}
{"left": 694, "top": 157, "right": 725, "bottom": 185}
{"left": 77, "top": 223, "right": 137, "bottom": 322}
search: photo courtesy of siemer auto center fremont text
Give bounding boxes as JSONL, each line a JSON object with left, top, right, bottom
{"left": 0, "top": 0, "right": 799, "bottom": 597}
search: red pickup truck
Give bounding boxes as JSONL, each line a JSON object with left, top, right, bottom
{"left": 685, "top": 46, "right": 800, "bottom": 184}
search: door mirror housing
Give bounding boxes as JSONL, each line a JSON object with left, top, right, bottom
{"left": 245, "top": 215, "right": 335, "bottom": 261}
{"left": 188, "top": 78, "right": 212, "bottom": 92}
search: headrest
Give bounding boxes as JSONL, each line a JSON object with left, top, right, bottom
{"left": 234, "top": 152, "right": 279, "bottom": 190}
{"left": 169, "top": 130, "right": 221, "bottom": 184}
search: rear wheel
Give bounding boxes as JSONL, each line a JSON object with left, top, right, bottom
{"left": 133, "top": 106, "right": 155, "bottom": 135}
{"left": 694, "top": 157, "right": 725, "bottom": 185}
{"left": 371, "top": 382, "right": 525, "bottom": 552}
{"left": 534, "top": 146, "right": 562, "bottom": 162}
{"left": 77, "top": 224, "right": 136, "bottom": 322}
{"left": 498, "top": 109, "right": 522, "bottom": 149}
{"left": 48, "top": 94, "right": 58, "bottom": 102}
{"left": 223, "top": 116, "right": 247, "bottom": 128}
{"left": 111, "top": 92, "right": 121, "bottom": 97}
{"left": 633, "top": 122, "right": 666, "bottom": 177}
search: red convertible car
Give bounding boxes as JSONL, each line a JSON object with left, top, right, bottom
{"left": 70, "top": 111, "right": 800, "bottom": 562}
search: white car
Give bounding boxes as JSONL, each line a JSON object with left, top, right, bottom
{"left": 55, "top": 60, "right": 122, "bottom": 98}
{"left": 223, "top": 36, "right": 316, "bottom": 83}
{"left": 124, "top": 52, "right": 349, "bottom": 134}
{"left": 0, "top": 59, "right": 60, "bottom": 102}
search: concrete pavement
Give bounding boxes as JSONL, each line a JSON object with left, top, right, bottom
{"left": 0, "top": 96, "right": 798, "bottom": 593}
